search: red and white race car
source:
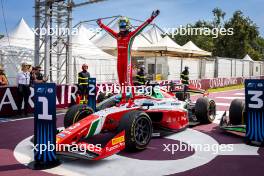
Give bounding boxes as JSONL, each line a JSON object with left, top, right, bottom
{"left": 56, "top": 84, "right": 216, "bottom": 160}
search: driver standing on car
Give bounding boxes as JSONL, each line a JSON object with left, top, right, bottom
{"left": 97, "top": 10, "right": 159, "bottom": 102}
{"left": 181, "top": 66, "right": 189, "bottom": 99}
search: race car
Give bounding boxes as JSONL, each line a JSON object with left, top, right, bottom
{"left": 219, "top": 98, "right": 264, "bottom": 146}
{"left": 56, "top": 84, "right": 216, "bottom": 160}
{"left": 219, "top": 99, "right": 246, "bottom": 136}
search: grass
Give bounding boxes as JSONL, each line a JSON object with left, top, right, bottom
{"left": 207, "top": 84, "right": 244, "bottom": 93}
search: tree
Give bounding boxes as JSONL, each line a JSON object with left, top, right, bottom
{"left": 169, "top": 8, "right": 264, "bottom": 60}
{"left": 212, "top": 8, "right": 226, "bottom": 27}
{"left": 215, "top": 10, "right": 263, "bottom": 60}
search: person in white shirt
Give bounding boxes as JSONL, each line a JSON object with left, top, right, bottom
{"left": 17, "top": 62, "right": 31, "bottom": 116}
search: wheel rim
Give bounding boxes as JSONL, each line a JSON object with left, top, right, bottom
{"left": 135, "top": 117, "right": 151, "bottom": 145}
{"left": 208, "top": 101, "right": 216, "bottom": 121}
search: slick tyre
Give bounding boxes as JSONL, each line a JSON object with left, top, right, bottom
{"left": 118, "top": 110, "right": 152, "bottom": 151}
{"left": 229, "top": 99, "right": 245, "bottom": 125}
{"left": 96, "top": 95, "right": 117, "bottom": 111}
{"left": 64, "top": 104, "right": 94, "bottom": 128}
{"left": 195, "top": 97, "right": 216, "bottom": 124}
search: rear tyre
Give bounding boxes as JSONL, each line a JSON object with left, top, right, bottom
{"left": 97, "top": 92, "right": 106, "bottom": 103}
{"left": 96, "top": 95, "right": 117, "bottom": 111}
{"left": 229, "top": 99, "right": 245, "bottom": 125}
{"left": 64, "top": 104, "right": 94, "bottom": 128}
{"left": 118, "top": 110, "right": 152, "bottom": 151}
{"left": 195, "top": 97, "right": 216, "bottom": 123}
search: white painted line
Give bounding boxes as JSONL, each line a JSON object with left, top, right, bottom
{"left": 215, "top": 103, "right": 230, "bottom": 107}
{"left": 0, "top": 112, "right": 65, "bottom": 123}
{"left": 219, "top": 144, "right": 259, "bottom": 156}
{"left": 213, "top": 111, "right": 225, "bottom": 124}
{"left": 234, "top": 93, "right": 245, "bottom": 96}
{"left": 216, "top": 96, "right": 244, "bottom": 100}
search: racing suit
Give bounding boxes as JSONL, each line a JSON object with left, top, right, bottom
{"left": 97, "top": 14, "right": 158, "bottom": 99}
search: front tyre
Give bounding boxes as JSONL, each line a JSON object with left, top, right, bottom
{"left": 229, "top": 99, "right": 245, "bottom": 125}
{"left": 195, "top": 97, "right": 216, "bottom": 123}
{"left": 118, "top": 110, "right": 152, "bottom": 151}
{"left": 64, "top": 104, "right": 94, "bottom": 128}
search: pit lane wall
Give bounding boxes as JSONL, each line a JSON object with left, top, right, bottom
{"left": 0, "top": 76, "right": 263, "bottom": 117}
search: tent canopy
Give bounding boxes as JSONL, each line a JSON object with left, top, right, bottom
{"left": 137, "top": 35, "right": 189, "bottom": 56}
{"left": 0, "top": 18, "right": 34, "bottom": 50}
{"left": 0, "top": 18, "right": 118, "bottom": 84}
{"left": 243, "top": 54, "right": 253, "bottom": 61}
{"left": 182, "top": 41, "right": 211, "bottom": 56}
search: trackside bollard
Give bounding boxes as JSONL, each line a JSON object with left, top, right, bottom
{"left": 29, "top": 83, "right": 60, "bottom": 169}
{"left": 245, "top": 79, "right": 264, "bottom": 146}
{"left": 88, "top": 78, "right": 96, "bottom": 112}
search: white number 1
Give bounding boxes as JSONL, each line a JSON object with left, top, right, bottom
{"left": 38, "top": 97, "right": 52, "bottom": 120}
{"left": 248, "top": 90, "right": 263, "bottom": 109}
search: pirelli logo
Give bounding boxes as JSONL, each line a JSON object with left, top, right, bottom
{"left": 112, "top": 135, "right": 125, "bottom": 145}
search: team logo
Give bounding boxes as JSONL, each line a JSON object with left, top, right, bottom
{"left": 247, "top": 83, "right": 255, "bottom": 88}
{"left": 257, "top": 83, "right": 263, "bottom": 87}
{"left": 37, "top": 87, "right": 45, "bottom": 93}
{"left": 47, "top": 88, "right": 54, "bottom": 93}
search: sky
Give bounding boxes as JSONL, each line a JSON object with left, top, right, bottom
{"left": 0, "top": 0, "right": 263, "bottom": 36}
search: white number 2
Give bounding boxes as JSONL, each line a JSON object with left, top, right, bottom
{"left": 89, "top": 84, "right": 95, "bottom": 96}
{"left": 248, "top": 90, "right": 263, "bottom": 109}
{"left": 38, "top": 97, "right": 52, "bottom": 120}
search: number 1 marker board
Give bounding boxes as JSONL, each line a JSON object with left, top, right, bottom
{"left": 32, "top": 83, "right": 59, "bottom": 169}
{"left": 245, "top": 79, "right": 264, "bottom": 145}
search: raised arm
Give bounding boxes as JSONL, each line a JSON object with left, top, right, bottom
{"left": 97, "top": 19, "right": 118, "bottom": 39}
{"left": 130, "top": 10, "right": 160, "bottom": 38}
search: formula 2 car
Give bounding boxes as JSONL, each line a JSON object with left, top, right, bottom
{"left": 56, "top": 85, "right": 216, "bottom": 160}
{"left": 220, "top": 99, "right": 246, "bottom": 136}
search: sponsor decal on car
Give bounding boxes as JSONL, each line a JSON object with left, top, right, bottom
{"left": 112, "top": 135, "right": 125, "bottom": 145}
{"left": 106, "top": 142, "right": 125, "bottom": 152}
{"left": 57, "top": 133, "right": 66, "bottom": 138}
{"left": 56, "top": 137, "right": 61, "bottom": 143}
